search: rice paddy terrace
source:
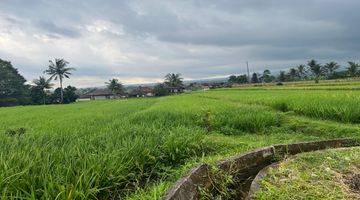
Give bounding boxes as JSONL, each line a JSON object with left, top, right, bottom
{"left": 0, "top": 80, "right": 360, "bottom": 199}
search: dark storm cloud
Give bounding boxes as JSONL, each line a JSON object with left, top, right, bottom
{"left": 120, "top": 1, "right": 360, "bottom": 49}
{"left": 0, "top": 0, "right": 359, "bottom": 87}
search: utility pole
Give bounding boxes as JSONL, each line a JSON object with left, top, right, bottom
{"left": 246, "top": 61, "right": 250, "bottom": 83}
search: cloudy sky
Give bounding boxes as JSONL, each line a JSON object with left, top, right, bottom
{"left": 0, "top": 0, "right": 359, "bottom": 87}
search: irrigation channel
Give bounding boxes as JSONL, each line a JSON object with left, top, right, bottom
{"left": 162, "top": 138, "right": 360, "bottom": 200}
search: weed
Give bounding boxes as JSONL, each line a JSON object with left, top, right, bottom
{"left": 199, "top": 166, "right": 234, "bottom": 199}
{"left": 4, "top": 127, "right": 26, "bottom": 137}
{"left": 202, "top": 110, "right": 212, "bottom": 133}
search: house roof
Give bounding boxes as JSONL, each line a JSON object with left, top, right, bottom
{"left": 130, "top": 86, "right": 153, "bottom": 95}
{"left": 82, "top": 88, "right": 113, "bottom": 97}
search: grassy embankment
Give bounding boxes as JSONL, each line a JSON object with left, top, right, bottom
{"left": 0, "top": 80, "right": 360, "bottom": 199}
{"left": 254, "top": 147, "right": 360, "bottom": 199}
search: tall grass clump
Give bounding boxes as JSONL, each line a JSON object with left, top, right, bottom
{"left": 210, "top": 105, "right": 282, "bottom": 134}
{"left": 272, "top": 102, "right": 289, "bottom": 112}
{"left": 0, "top": 98, "right": 219, "bottom": 199}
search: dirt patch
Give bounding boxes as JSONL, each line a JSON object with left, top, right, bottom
{"left": 337, "top": 167, "right": 360, "bottom": 199}
{"left": 346, "top": 173, "right": 360, "bottom": 192}
{"left": 344, "top": 170, "right": 360, "bottom": 198}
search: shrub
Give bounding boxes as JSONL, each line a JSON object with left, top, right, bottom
{"left": 273, "top": 102, "right": 289, "bottom": 112}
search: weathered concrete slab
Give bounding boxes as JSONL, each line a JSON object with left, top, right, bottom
{"left": 217, "top": 147, "right": 275, "bottom": 172}
{"left": 217, "top": 147, "right": 276, "bottom": 199}
{"left": 163, "top": 164, "right": 211, "bottom": 200}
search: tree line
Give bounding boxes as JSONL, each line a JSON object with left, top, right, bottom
{"left": 105, "top": 73, "right": 184, "bottom": 97}
{"left": 229, "top": 60, "right": 360, "bottom": 84}
{"left": 0, "top": 58, "right": 77, "bottom": 107}
{"left": 154, "top": 73, "right": 184, "bottom": 96}
{"left": 3, "top": 57, "right": 359, "bottom": 107}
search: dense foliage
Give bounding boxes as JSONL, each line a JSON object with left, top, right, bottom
{"left": 31, "top": 76, "right": 53, "bottom": 104}
{"left": 0, "top": 58, "right": 78, "bottom": 107}
{"left": 106, "top": 78, "right": 124, "bottom": 96}
{"left": 228, "top": 74, "right": 247, "bottom": 84}
{"left": 153, "top": 83, "right": 170, "bottom": 96}
{"left": 228, "top": 60, "right": 360, "bottom": 84}
{"left": 0, "top": 59, "right": 30, "bottom": 106}
{"left": 51, "top": 86, "right": 79, "bottom": 104}
{"left": 164, "top": 73, "right": 183, "bottom": 87}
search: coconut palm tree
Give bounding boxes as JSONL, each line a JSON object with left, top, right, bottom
{"left": 297, "top": 64, "right": 307, "bottom": 79}
{"left": 33, "top": 76, "right": 53, "bottom": 105}
{"left": 288, "top": 68, "right": 298, "bottom": 81}
{"left": 105, "top": 78, "right": 124, "bottom": 98}
{"left": 262, "top": 69, "right": 274, "bottom": 83}
{"left": 164, "top": 73, "right": 183, "bottom": 87}
{"left": 278, "top": 71, "right": 287, "bottom": 82}
{"left": 324, "top": 61, "right": 340, "bottom": 78}
{"left": 44, "top": 59, "right": 75, "bottom": 103}
{"left": 347, "top": 62, "right": 360, "bottom": 77}
{"left": 307, "top": 59, "right": 323, "bottom": 83}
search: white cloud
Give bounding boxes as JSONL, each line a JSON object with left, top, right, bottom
{"left": 0, "top": 0, "right": 359, "bottom": 87}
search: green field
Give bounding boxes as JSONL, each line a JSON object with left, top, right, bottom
{"left": 1, "top": 83, "right": 360, "bottom": 199}
{"left": 254, "top": 147, "right": 360, "bottom": 199}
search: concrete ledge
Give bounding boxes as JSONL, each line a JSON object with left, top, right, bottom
{"left": 163, "top": 138, "right": 360, "bottom": 200}
{"left": 273, "top": 138, "right": 359, "bottom": 156}
{"left": 163, "top": 164, "right": 211, "bottom": 200}
{"left": 217, "top": 147, "right": 275, "bottom": 172}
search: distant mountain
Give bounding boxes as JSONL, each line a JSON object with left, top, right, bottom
{"left": 125, "top": 77, "right": 228, "bottom": 87}
{"left": 184, "top": 77, "right": 228, "bottom": 84}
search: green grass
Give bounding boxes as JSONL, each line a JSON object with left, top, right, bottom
{"left": 196, "top": 89, "right": 360, "bottom": 123}
{"left": 254, "top": 147, "right": 360, "bottom": 200}
{"left": 0, "top": 81, "right": 360, "bottom": 199}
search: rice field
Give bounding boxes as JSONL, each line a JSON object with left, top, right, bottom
{"left": 0, "top": 82, "right": 360, "bottom": 199}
